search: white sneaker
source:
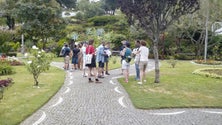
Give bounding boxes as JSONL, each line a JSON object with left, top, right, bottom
{"left": 143, "top": 80, "right": 147, "bottom": 82}
{"left": 137, "top": 82, "right": 143, "bottom": 85}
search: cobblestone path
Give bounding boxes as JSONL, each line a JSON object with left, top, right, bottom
{"left": 21, "top": 60, "right": 222, "bottom": 125}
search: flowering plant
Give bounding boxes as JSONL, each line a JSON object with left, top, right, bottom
{"left": 26, "top": 46, "right": 54, "bottom": 86}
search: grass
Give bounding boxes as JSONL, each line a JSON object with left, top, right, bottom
{"left": 0, "top": 66, "right": 65, "bottom": 125}
{"left": 119, "top": 61, "right": 222, "bottom": 109}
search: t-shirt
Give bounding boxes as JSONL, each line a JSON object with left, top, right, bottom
{"left": 86, "top": 45, "right": 95, "bottom": 55}
{"left": 64, "top": 47, "right": 70, "bottom": 56}
{"left": 72, "top": 48, "right": 80, "bottom": 58}
{"left": 139, "top": 46, "right": 149, "bottom": 62}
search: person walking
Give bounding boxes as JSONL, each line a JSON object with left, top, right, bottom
{"left": 121, "top": 42, "right": 132, "bottom": 83}
{"left": 132, "top": 40, "right": 141, "bottom": 81}
{"left": 63, "top": 44, "right": 71, "bottom": 70}
{"left": 77, "top": 43, "right": 83, "bottom": 70}
{"left": 104, "top": 42, "right": 111, "bottom": 75}
{"left": 137, "top": 40, "right": 149, "bottom": 85}
{"left": 82, "top": 42, "right": 88, "bottom": 77}
{"left": 85, "top": 39, "right": 101, "bottom": 83}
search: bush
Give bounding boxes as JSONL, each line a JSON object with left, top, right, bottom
{"left": 0, "top": 78, "right": 14, "bottom": 100}
{"left": 0, "top": 63, "right": 14, "bottom": 75}
{"left": 7, "top": 52, "right": 17, "bottom": 57}
{"left": 0, "top": 59, "right": 15, "bottom": 75}
{"left": 174, "top": 53, "right": 195, "bottom": 60}
{"left": 88, "top": 16, "right": 119, "bottom": 26}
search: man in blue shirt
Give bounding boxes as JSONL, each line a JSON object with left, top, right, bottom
{"left": 96, "top": 42, "right": 106, "bottom": 78}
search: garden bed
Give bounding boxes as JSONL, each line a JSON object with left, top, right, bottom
{"left": 193, "top": 60, "right": 222, "bottom": 65}
{"left": 193, "top": 68, "right": 222, "bottom": 79}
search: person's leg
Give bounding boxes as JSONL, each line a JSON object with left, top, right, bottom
{"left": 105, "top": 62, "right": 110, "bottom": 75}
{"left": 143, "top": 62, "right": 148, "bottom": 82}
{"left": 88, "top": 67, "right": 93, "bottom": 82}
{"left": 138, "top": 62, "right": 143, "bottom": 84}
{"left": 135, "top": 63, "right": 140, "bottom": 80}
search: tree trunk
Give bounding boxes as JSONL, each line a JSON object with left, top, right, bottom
{"left": 153, "top": 38, "right": 160, "bottom": 83}
{"left": 33, "top": 74, "right": 39, "bottom": 86}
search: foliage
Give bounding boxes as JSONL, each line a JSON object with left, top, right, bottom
{"left": 118, "top": 0, "right": 200, "bottom": 83}
{"left": 193, "top": 68, "right": 222, "bottom": 79}
{"left": 110, "top": 33, "right": 126, "bottom": 50}
{"left": 88, "top": 15, "right": 119, "bottom": 26}
{"left": 26, "top": 47, "right": 54, "bottom": 86}
{"left": 101, "top": 0, "right": 118, "bottom": 15}
{"left": 0, "top": 78, "right": 13, "bottom": 100}
{"left": 77, "top": 0, "right": 105, "bottom": 19}
{"left": 0, "top": 60, "right": 14, "bottom": 75}
{"left": 56, "top": 0, "right": 77, "bottom": 8}
{"left": 14, "top": 0, "right": 66, "bottom": 49}
{"left": 194, "top": 60, "right": 222, "bottom": 65}
{"left": 0, "top": 31, "right": 17, "bottom": 54}
{"left": 167, "top": 58, "right": 177, "bottom": 68}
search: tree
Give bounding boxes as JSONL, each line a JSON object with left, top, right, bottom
{"left": 14, "top": 0, "right": 66, "bottom": 49}
{"left": 0, "top": 0, "right": 20, "bottom": 30}
{"left": 56, "top": 0, "right": 77, "bottom": 9}
{"left": 101, "top": 0, "right": 118, "bottom": 15}
{"left": 118, "top": 0, "right": 200, "bottom": 83}
{"left": 77, "top": 0, "right": 105, "bottom": 19}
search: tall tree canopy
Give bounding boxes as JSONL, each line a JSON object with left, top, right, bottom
{"left": 15, "top": 0, "right": 66, "bottom": 49}
{"left": 56, "top": 0, "right": 77, "bottom": 9}
{"left": 101, "top": 0, "right": 118, "bottom": 15}
{"left": 118, "top": 0, "right": 200, "bottom": 83}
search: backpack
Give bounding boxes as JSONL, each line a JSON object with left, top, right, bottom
{"left": 124, "top": 48, "right": 132, "bottom": 63}
{"left": 125, "top": 55, "right": 132, "bottom": 63}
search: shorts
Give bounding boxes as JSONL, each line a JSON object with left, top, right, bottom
{"left": 139, "top": 61, "right": 148, "bottom": 71}
{"left": 72, "top": 57, "right": 78, "bottom": 64}
{"left": 98, "top": 61, "right": 104, "bottom": 68}
{"left": 122, "top": 60, "right": 130, "bottom": 70}
{"left": 64, "top": 56, "right": 70, "bottom": 64}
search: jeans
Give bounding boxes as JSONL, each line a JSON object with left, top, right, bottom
{"left": 135, "top": 63, "right": 140, "bottom": 80}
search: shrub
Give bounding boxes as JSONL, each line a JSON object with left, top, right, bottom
{"left": 26, "top": 47, "right": 54, "bottom": 86}
{"left": 174, "top": 53, "right": 195, "bottom": 60}
{"left": 88, "top": 16, "right": 119, "bottom": 26}
{"left": 7, "top": 52, "right": 17, "bottom": 57}
{"left": 0, "top": 61, "right": 14, "bottom": 75}
{"left": 0, "top": 78, "right": 14, "bottom": 100}
{"left": 167, "top": 58, "right": 177, "bottom": 68}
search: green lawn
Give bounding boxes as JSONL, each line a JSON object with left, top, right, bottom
{"left": 119, "top": 61, "right": 222, "bottom": 109}
{"left": 0, "top": 66, "right": 65, "bottom": 125}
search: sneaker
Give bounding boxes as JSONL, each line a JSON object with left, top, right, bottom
{"left": 143, "top": 80, "right": 147, "bottom": 82}
{"left": 137, "top": 82, "right": 143, "bottom": 85}
{"left": 105, "top": 72, "right": 110, "bottom": 75}
{"left": 88, "top": 78, "right": 94, "bottom": 83}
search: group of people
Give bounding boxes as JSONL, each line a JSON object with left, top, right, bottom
{"left": 61, "top": 40, "right": 111, "bottom": 83}
{"left": 120, "top": 40, "right": 149, "bottom": 84}
{"left": 61, "top": 39, "right": 149, "bottom": 85}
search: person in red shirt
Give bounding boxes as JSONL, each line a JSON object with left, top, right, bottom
{"left": 86, "top": 39, "right": 101, "bottom": 83}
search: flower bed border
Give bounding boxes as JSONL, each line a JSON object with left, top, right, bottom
{"left": 192, "top": 68, "right": 222, "bottom": 79}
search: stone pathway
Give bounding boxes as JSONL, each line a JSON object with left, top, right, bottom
{"left": 21, "top": 60, "right": 222, "bottom": 125}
